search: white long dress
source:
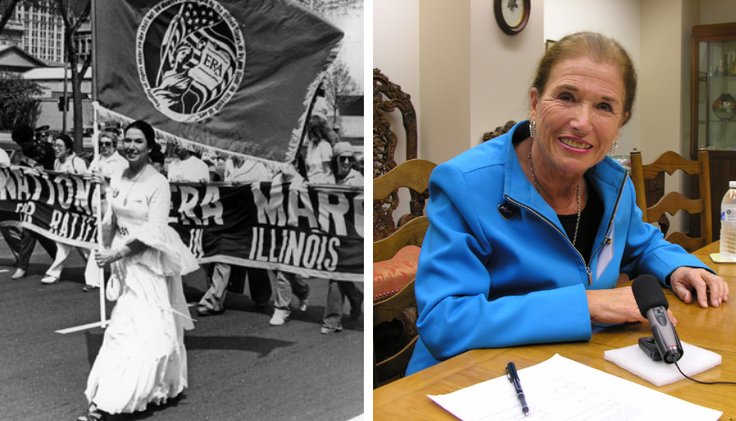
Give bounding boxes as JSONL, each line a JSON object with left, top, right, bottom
{"left": 84, "top": 166, "right": 198, "bottom": 414}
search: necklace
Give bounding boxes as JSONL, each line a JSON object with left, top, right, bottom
{"left": 121, "top": 166, "right": 146, "bottom": 206}
{"left": 528, "top": 142, "right": 582, "bottom": 247}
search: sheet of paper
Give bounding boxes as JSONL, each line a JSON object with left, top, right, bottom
{"left": 428, "top": 354, "right": 722, "bottom": 421}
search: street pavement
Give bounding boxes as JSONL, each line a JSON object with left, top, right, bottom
{"left": 0, "top": 234, "right": 364, "bottom": 421}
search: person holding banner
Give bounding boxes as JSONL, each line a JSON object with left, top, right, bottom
{"left": 7, "top": 124, "right": 58, "bottom": 280}
{"left": 321, "top": 142, "right": 364, "bottom": 334}
{"left": 167, "top": 142, "right": 210, "bottom": 182}
{"left": 0, "top": 146, "right": 21, "bottom": 268}
{"left": 88, "top": 132, "right": 129, "bottom": 180}
{"left": 40, "top": 134, "right": 88, "bottom": 285}
{"left": 81, "top": 120, "right": 198, "bottom": 421}
{"left": 83, "top": 132, "right": 129, "bottom": 292}
{"left": 197, "top": 155, "right": 274, "bottom": 316}
{"left": 269, "top": 164, "right": 311, "bottom": 326}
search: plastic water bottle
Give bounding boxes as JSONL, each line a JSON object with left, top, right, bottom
{"left": 720, "top": 181, "right": 736, "bottom": 260}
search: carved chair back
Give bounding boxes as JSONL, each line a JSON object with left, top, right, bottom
{"left": 373, "top": 69, "right": 426, "bottom": 241}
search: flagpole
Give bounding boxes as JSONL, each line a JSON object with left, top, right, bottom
{"left": 91, "top": 0, "right": 97, "bottom": 104}
{"left": 59, "top": 0, "right": 107, "bottom": 334}
{"left": 93, "top": 106, "right": 107, "bottom": 329}
{"left": 91, "top": 0, "right": 107, "bottom": 329}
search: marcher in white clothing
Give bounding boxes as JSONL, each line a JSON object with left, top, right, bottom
{"left": 88, "top": 132, "right": 129, "bottom": 180}
{"left": 80, "top": 120, "right": 198, "bottom": 421}
{"left": 0, "top": 147, "right": 9, "bottom": 165}
{"left": 268, "top": 164, "right": 311, "bottom": 326}
{"left": 84, "top": 133, "right": 130, "bottom": 292}
{"left": 304, "top": 113, "right": 334, "bottom": 184}
{"left": 41, "top": 134, "right": 88, "bottom": 285}
{"left": 166, "top": 143, "right": 210, "bottom": 182}
{"left": 320, "top": 142, "right": 364, "bottom": 334}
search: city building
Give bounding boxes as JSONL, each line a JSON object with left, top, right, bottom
{"left": 0, "top": 0, "right": 91, "bottom": 65}
{"left": 0, "top": 1, "right": 93, "bottom": 132}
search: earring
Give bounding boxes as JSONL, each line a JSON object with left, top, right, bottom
{"left": 608, "top": 141, "right": 618, "bottom": 157}
{"left": 530, "top": 120, "right": 536, "bottom": 138}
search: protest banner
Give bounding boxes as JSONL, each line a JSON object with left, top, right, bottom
{"left": 172, "top": 180, "right": 363, "bottom": 281}
{"left": 0, "top": 167, "right": 363, "bottom": 281}
{"left": 93, "top": 0, "right": 344, "bottom": 163}
{"left": 0, "top": 167, "right": 98, "bottom": 248}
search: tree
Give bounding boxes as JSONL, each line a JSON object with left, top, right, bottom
{"left": 0, "top": 76, "right": 42, "bottom": 130}
{"left": 293, "top": 0, "right": 362, "bottom": 17}
{"left": 322, "top": 58, "right": 360, "bottom": 128}
{"left": 0, "top": 0, "right": 89, "bottom": 149}
{"left": 56, "top": 0, "right": 90, "bottom": 154}
{"left": 0, "top": 0, "right": 22, "bottom": 35}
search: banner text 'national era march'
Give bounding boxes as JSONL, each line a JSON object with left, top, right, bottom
{"left": 0, "top": 167, "right": 363, "bottom": 281}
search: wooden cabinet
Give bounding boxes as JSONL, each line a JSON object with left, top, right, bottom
{"left": 691, "top": 23, "right": 736, "bottom": 240}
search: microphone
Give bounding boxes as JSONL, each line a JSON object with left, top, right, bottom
{"left": 631, "top": 275, "right": 684, "bottom": 364}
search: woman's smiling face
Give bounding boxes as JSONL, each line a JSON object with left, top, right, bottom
{"left": 53, "top": 139, "right": 69, "bottom": 160}
{"left": 122, "top": 128, "right": 149, "bottom": 165}
{"left": 530, "top": 56, "right": 629, "bottom": 176}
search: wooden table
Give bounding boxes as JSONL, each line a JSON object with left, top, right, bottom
{"left": 373, "top": 241, "right": 736, "bottom": 420}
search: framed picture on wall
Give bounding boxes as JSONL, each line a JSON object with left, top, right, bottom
{"left": 545, "top": 39, "right": 556, "bottom": 51}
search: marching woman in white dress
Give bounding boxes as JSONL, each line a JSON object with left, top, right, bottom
{"left": 79, "top": 120, "right": 198, "bottom": 421}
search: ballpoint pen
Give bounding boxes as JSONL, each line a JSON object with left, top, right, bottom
{"left": 506, "top": 362, "right": 529, "bottom": 416}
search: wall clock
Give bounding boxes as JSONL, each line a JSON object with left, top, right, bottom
{"left": 494, "top": 0, "right": 530, "bottom": 36}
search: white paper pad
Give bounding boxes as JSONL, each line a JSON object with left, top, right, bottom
{"left": 428, "top": 354, "right": 721, "bottom": 421}
{"left": 710, "top": 252, "right": 736, "bottom": 263}
{"left": 603, "top": 341, "right": 722, "bottom": 387}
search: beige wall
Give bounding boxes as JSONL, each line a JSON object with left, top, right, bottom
{"left": 700, "top": 0, "right": 736, "bottom": 24}
{"left": 373, "top": 0, "right": 541, "bottom": 165}
{"left": 419, "top": 0, "right": 471, "bottom": 164}
{"left": 638, "top": 0, "right": 690, "bottom": 232}
{"left": 470, "top": 0, "right": 544, "bottom": 150}
{"left": 373, "top": 0, "right": 420, "bottom": 168}
{"left": 545, "top": 0, "right": 641, "bottom": 156}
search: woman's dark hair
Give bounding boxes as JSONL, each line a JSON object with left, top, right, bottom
{"left": 532, "top": 31, "right": 637, "bottom": 124}
{"left": 55, "top": 133, "right": 74, "bottom": 150}
{"left": 12, "top": 124, "right": 34, "bottom": 144}
{"left": 307, "top": 114, "right": 340, "bottom": 145}
{"left": 149, "top": 143, "right": 165, "bottom": 165}
{"left": 124, "top": 120, "right": 157, "bottom": 149}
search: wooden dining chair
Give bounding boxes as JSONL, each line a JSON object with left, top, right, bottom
{"left": 629, "top": 149, "right": 713, "bottom": 253}
{"left": 373, "top": 158, "right": 436, "bottom": 388}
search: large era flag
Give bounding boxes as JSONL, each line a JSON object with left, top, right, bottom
{"left": 93, "top": 0, "right": 344, "bottom": 163}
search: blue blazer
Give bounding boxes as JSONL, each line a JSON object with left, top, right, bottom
{"left": 405, "top": 121, "right": 712, "bottom": 375}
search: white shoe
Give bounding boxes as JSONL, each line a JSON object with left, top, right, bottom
{"left": 41, "top": 275, "right": 59, "bottom": 285}
{"left": 11, "top": 268, "right": 26, "bottom": 279}
{"left": 298, "top": 284, "right": 310, "bottom": 311}
{"left": 269, "top": 308, "right": 290, "bottom": 326}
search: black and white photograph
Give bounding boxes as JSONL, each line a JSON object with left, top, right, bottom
{"left": 0, "top": 0, "right": 364, "bottom": 420}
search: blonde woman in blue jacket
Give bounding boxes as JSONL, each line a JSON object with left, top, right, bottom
{"left": 406, "top": 32, "right": 729, "bottom": 375}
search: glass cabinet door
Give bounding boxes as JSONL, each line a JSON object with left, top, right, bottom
{"left": 696, "top": 40, "right": 736, "bottom": 152}
{"left": 691, "top": 23, "right": 736, "bottom": 241}
{"left": 691, "top": 23, "right": 736, "bottom": 159}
